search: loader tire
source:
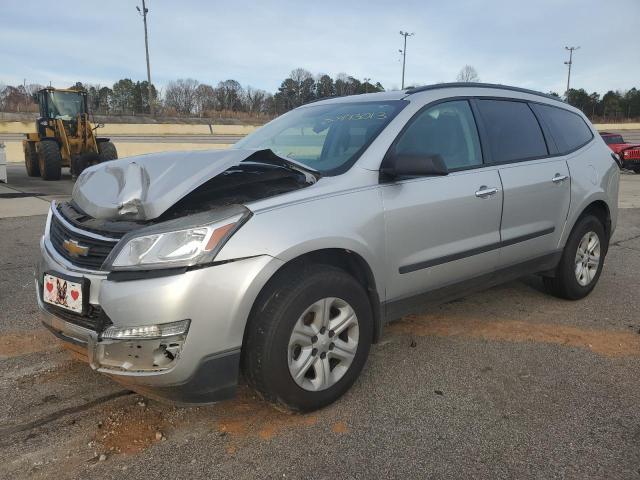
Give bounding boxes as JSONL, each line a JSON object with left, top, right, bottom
{"left": 98, "top": 141, "right": 118, "bottom": 161}
{"left": 72, "top": 153, "right": 101, "bottom": 178}
{"left": 24, "top": 142, "right": 40, "bottom": 177}
{"left": 39, "top": 140, "right": 62, "bottom": 181}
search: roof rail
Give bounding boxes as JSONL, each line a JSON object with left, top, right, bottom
{"left": 404, "top": 82, "right": 565, "bottom": 103}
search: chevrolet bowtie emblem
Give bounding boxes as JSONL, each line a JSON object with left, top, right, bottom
{"left": 62, "top": 239, "right": 89, "bottom": 257}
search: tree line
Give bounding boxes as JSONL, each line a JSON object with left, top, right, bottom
{"left": 453, "top": 65, "right": 640, "bottom": 121}
{"left": 562, "top": 88, "right": 640, "bottom": 121}
{"left": 2, "top": 66, "right": 639, "bottom": 122}
{"left": 0, "top": 68, "right": 384, "bottom": 120}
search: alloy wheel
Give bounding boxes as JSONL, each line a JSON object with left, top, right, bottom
{"left": 287, "top": 297, "right": 359, "bottom": 391}
{"left": 574, "top": 231, "right": 600, "bottom": 286}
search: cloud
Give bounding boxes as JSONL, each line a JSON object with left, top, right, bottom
{"left": 0, "top": 0, "right": 638, "bottom": 95}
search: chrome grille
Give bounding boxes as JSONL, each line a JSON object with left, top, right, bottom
{"left": 49, "top": 209, "right": 119, "bottom": 270}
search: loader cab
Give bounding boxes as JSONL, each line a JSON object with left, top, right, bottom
{"left": 38, "top": 88, "right": 87, "bottom": 120}
{"left": 36, "top": 89, "right": 87, "bottom": 136}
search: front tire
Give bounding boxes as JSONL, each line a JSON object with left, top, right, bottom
{"left": 243, "top": 264, "right": 373, "bottom": 412}
{"left": 38, "top": 140, "right": 62, "bottom": 181}
{"left": 72, "top": 152, "right": 101, "bottom": 178}
{"left": 24, "top": 142, "right": 40, "bottom": 177}
{"left": 543, "top": 215, "right": 606, "bottom": 300}
{"left": 97, "top": 141, "right": 118, "bottom": 161}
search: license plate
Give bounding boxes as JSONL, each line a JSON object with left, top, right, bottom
{"left": 43, "top": 273, "right": 84, "bottom": 313}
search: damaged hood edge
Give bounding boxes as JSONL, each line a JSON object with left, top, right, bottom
{"left": 72, "top": 148, "right": 309, "bottom": 221}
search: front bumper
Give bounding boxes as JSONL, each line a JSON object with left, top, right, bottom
{"left": 36, "top": 235, "right": 283, "bottom": 404}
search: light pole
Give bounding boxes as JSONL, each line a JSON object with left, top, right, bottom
{"left": 137, "top": 0, "right": 154, "bottom": 116}
{"left": 363, "top": 77, "right": 371, "bottom": 93}
{"left": 564, "top": 46, "right": 580, "bottom": 99}
{"left": 399, "top": 31, "right": 414, "bottom": 89}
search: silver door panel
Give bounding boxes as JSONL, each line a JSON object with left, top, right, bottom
{"left": 497, "top": 158, "right": 571, "bottom": 267}
{"left": 381, "top": 169, "right": 502, "bottom": 301}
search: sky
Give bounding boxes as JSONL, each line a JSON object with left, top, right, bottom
{"left": 1, "top": 0, "right": 638, "bottom": 96}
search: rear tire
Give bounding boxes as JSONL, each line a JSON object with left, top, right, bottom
{"left": 38, "top": 140, "right": 62, "bottom": 181}
{"left": 243, "top": 264, "right": 373, "bottom": 412}
{"left": 543, "top": 215, "right": 606, "bottom": 300}
{"left": 98, "top": 141, "right": 118, "bottom": 161}
{"left": 24, "top": 142, "right": 40, "bottom": 177}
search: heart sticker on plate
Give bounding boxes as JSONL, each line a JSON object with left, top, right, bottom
{"left": 70, "top": 290, "right": 79, "bottom": 301}
{"left": 46, "top": 282, "right": 53, "bottom": 292}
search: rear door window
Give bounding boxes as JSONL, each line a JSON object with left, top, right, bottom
{"left": 532, "top": 104, "right": 594, "bottom": 154}
{"left": 476, "top": 100, "right": 548, "bottom": 163}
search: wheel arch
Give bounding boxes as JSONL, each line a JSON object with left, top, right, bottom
{"left": 244, "top": 248, "right": 384, "bottom": 348}
{"left": 564, "top": 197, "right": 613, "bottom": 254}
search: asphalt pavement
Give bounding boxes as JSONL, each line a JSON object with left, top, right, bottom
{"left": 0, "top": 170, "right": 639, "bottom": 479}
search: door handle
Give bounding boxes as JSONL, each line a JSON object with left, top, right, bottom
{"left": 552, "top": 174, "right": 569, "bottom": 184}
{"left": 475, "top": 186, "right": 498, "bottom": 198}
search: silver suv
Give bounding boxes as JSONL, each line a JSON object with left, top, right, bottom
{"left": 36, "top": 83, "right": 619, "bottom": 411}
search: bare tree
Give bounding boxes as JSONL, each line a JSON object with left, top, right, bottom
{"left": 456, "top": 65, "right": 480, "bottom": 83}
{"left": 165, "top": 78, "right": 199, "bottom": 114}
{"left": 334, "top": 73, "right": 350, "bottom": 96}
{"left": 194, "top": 84, "right": 216, "bottom": 116}
{"left": 0, "top": 83, "right": 7, "bottom": 110}
{"left": 244, "top": 86, "right": 268, "bottom": 114}
{"left": 289, "top": 68, "right": 315, "bottom": 105}
{"left": 215, "top": 79, "right": 243, "bottom": 111}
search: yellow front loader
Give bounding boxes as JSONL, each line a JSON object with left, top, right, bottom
{"left": 22, "top": 88, "right": 117, "bottom": 180}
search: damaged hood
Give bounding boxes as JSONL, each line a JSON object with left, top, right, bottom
{"left": 72, "top": 148, "right": 314, "bottom": 221}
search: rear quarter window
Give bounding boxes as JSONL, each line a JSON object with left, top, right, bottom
{"left": 532, "top": 103, "right": 593, "bottom": 154}
{"left": 476, "top": 99, "right": 548, "bottom": 163}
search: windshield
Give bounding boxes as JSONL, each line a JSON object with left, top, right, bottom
{"left": 603, "top": 135, "right": 624, "bottom": 145}
{"left": 234, "top": 100, "right": 407, "bottom": 175}
{"left": 45, "top": 91, "right": 85, "bottom": 120}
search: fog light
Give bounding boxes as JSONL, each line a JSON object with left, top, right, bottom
{"left": 102, "top": 319, "right": 190, "bottom": 340}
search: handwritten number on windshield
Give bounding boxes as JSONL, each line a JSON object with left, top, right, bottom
{"left": 323, "top": 112, "right": 387, "bottom": 123}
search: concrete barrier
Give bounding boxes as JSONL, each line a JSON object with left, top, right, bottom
{"left": 0, "top": 121, "right": 259, "bottom": 136}
{"left": 113, "top": 142, "right": 229, "bottom": 157}
{"left": 1, "top": 120, "right": 637, "bottom": 136}
{"left": 594, "top": 123, "right": 640, "bottom": 131}
{"left": 0, "top": 142, "right": 6, "bottom": 182}
{"left": 0, "top": 120, "right": 255, "bottom": 162}
{"left": 2, "top": 141, "right": 231, "bottom": 163}
{"left": 0, "top": 122, "right": 33, "bottom": 134}
{"left": 1, "top": 119, "right": 638, "bottom": 164}
{"left": 5, "top": 142, "right": 23, "bottom": 163}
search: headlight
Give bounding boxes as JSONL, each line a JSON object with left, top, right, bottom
{"left": 108, "top": 209, "right": 249, "bottom": 270}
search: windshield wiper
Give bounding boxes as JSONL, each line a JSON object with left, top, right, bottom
{"left": 243, "top": 149, "right": 321, "bottom": 183}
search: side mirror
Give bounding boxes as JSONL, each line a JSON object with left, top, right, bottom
{"left": 381, "top": 152, "right": 449, "bottom": 178}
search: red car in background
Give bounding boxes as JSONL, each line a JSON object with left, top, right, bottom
{"left": 600, "top": 132, "right": 640, "bottom": 173}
